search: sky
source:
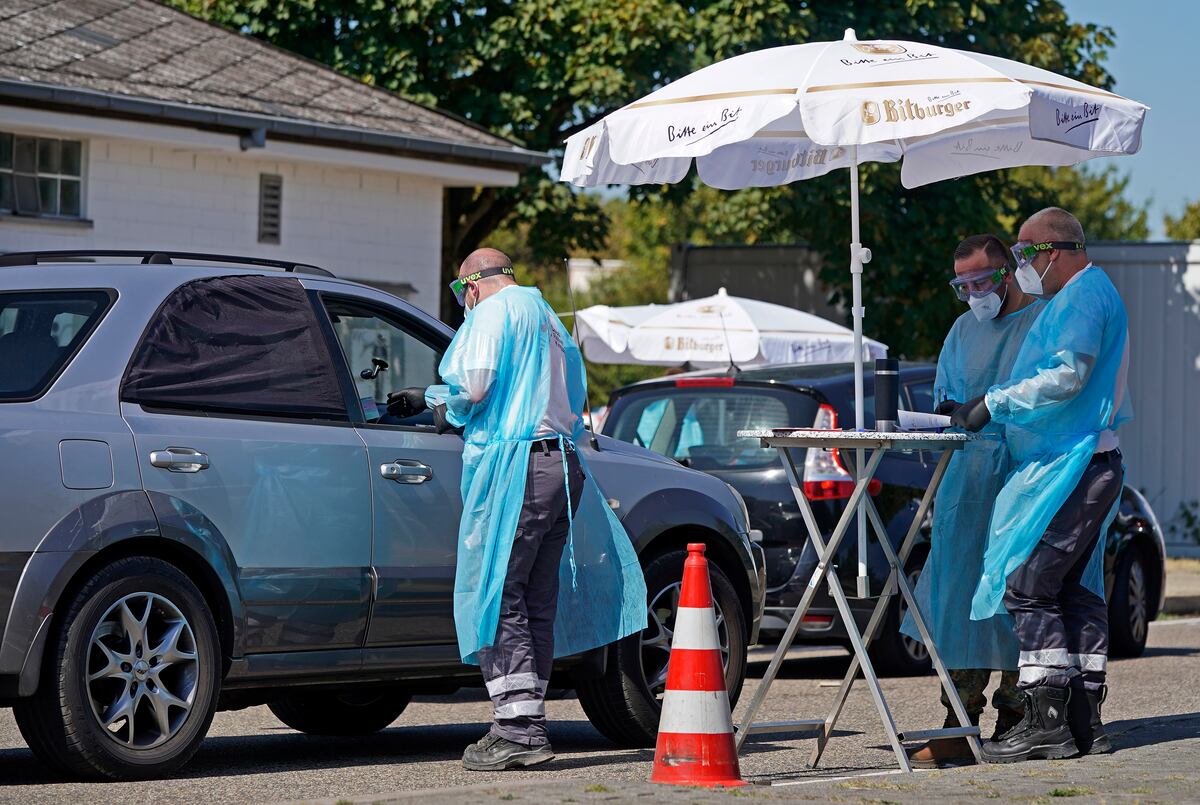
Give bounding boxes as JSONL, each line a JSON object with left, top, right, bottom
{"left": 1061, "top": 0, "right": 1200, "bottom": 238}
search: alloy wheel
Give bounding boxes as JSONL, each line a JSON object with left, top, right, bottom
{"left": 86, "top": 592, "right": 199, "bottom": 749}
{"left": 639, "top": 581, "right": 729, "bottom": 701}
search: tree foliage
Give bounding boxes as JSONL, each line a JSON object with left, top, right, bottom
{"left": 1164, "top": 200, "right": 1200, "bottom": 241}
{"left": 170, "top": 0, "right": 1133, "bottom": 342}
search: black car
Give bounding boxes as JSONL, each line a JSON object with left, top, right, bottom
{"left": 603, "top": 362, "right": 1166, "bottom": 674}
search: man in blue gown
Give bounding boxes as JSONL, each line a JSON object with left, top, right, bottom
{"left": 387, "top": 248, "right": 646, "bottom": 771}
{"left": 901, "top": 234, "right": 1041, "bottom": 767}
{"left": 949, "top": 208, "right": 1130, "bottom": 763}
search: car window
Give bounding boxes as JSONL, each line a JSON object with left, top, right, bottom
{"left": 906, "top": 380, "right": 935, "bottom": 413}
{"left": 0, "top": 290, "right": 110, "bottom": 400}
{"left": 321, "top": 297, "right": 443, "bottom": 424}
{"left": 607, "top": 387, "right": 799, "bottom": 470}
{"left": 122, "top": 275, "right": 349, "bottom": 420}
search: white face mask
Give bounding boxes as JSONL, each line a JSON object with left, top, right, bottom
{"left": 968, "top": 286, "right": 1005, "bottom": 321}
{"left": 1015, "top": 257, "right": 1053, "bottom": 297}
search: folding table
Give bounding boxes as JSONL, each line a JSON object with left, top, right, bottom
{"left": 733, "top": 428, "right": 982, "bottom": 774}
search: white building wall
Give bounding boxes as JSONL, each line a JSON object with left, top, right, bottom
{"left": 0, "top": 132, "right": 446, "bottom": 315}
{"left": 1091, "top": 242, "right": 1200, "bottom": 557}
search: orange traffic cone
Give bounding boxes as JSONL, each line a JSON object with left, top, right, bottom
{"left": 650, "top": 543, "right": 747, "bottom": 788}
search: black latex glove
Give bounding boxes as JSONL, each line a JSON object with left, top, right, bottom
{"left": 386, "top": 387, "right": 428, "bottom": 418}
{"left": 934, "top": 399, "right": 961, "bottom": 416}
{"left": 432, "top": 403, "right": 457, "bottom": 435}
{"left": 949, "top": 394, "right": 992, "bottom": 432}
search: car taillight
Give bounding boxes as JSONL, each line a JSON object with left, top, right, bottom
{"left": 802, "top": 404, "right": 881, "bottom": 501}
{"left": 673, "top": 376, "right": 736, "bottom": 387}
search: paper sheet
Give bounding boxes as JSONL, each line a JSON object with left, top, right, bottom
{"left": 897, "top": 409, "right": 952, "bottom": 431}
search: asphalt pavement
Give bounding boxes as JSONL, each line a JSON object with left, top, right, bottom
{"left": 0, "top": 618, "right": 1197, "bottom": 804}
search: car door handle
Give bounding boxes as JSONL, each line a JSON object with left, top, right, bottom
{"left": 380, "top": 460, "right": 432, "bottom": 484}
{"left": 149, "top": 447, "right": 210, "bottom": 473}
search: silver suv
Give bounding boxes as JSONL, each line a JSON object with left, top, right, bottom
{"left": 0, "top": 251, "right": 763, "bottom": 780}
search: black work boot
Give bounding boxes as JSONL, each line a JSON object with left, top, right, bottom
{"left": 980, "top": 686, "right": 1078, "bottom": 763}
{"left": 1069, "top": 680, "right": 1111, "bottom": 755}
{"left": 462, "top": 732, "right": 555, "bottom": 771}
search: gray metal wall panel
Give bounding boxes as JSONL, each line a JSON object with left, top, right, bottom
{"left": 1091, "top": 242, "right": 1200, "bottom": 556}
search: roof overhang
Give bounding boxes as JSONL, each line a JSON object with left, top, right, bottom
{"left": 0, "top": 79, "right": 551, "bottom": 178}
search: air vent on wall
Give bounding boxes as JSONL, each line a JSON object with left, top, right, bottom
{"left": 258, "top": 173, "right": 282, "bottom": 244}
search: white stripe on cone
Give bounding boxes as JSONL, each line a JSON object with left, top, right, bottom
{"left": 658, "top": 690, "right": 735, "bottom": 735}
{"left": 671, "top": 606, "right": 721, "bottom": 651}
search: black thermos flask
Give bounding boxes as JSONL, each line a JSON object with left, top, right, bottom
{"left": 875, "top": 358, "right": 899, "bottom": 432}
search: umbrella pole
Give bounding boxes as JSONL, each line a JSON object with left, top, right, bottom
{"left": 849, "top": 145, "right": 871, "bottom": 598}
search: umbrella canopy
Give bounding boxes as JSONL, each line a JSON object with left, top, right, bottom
{"left": 574, "top": 288, "right": 887, "bottom": 368}
{"left": 560, "top": 28, "right": 1148, "bottom": 599}
{"left": 562, "top": 30, "right": 1147, "bottom": 189}
{"left": 561, "top": 26, "right": 1148, "bottom": 430}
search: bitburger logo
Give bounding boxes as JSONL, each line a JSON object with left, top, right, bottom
{"left": 852, "top": 43, "right": 907, "bottom": 55}
{"left": 861, "top": 97, "right": 973, "bottom": 125}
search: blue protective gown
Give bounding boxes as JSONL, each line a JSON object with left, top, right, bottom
{"left": 899, "top": 300, "right": 1042, "bottom": 670}
{"left": 427, "top": 285, "right": 648, "bottom": 664}
{"left": 971, "top": 266, "right": 1131, "bottom": 620}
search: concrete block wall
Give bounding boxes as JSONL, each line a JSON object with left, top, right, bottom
{"left": 0, "top": 135, "right": 444, "bottom": 315}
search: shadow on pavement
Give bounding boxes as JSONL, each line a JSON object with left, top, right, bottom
{"left": 1108, "top": 711, "right": 1200, "bottom": 751}
{"left": 1129, "top": 645, "right": 1200, "bottom": 659}
{"left": 0, "top": 718, "right": 640, "bottom": 785}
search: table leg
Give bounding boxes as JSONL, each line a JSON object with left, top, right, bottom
{"left": 777, "top": 448, "right": 909, "bottom": 771}
{"left": 861, "top": 494, "right": 984, "bottom": 763}
{"left": 808, "top": 447, "right": 956, "bottom": 768}
{"left": 810, "top": 509, "right": 911, "bottom": 771}
{"left": 734, "top": 446, "right": 885, "bottom": 752}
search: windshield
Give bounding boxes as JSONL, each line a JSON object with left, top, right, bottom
{"left": 604, "top": 386, "right": 813, "bottom": 470}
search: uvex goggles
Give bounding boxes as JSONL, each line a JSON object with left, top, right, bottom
{"left": 1011, "top": 241, "right": 1084, "bottom": 270}
{"left": 949, "top": 265, "right": 1008, "bottom": 301}
{"left": 449, "top": 265, "right": 515, "bottom": 305}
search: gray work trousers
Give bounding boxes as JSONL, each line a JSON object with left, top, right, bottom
{"left": 477, "top": 438, "right": 585, "bottom": 746}
{"left": 1003, "top": 449, "right": 1122, "bottom": 692}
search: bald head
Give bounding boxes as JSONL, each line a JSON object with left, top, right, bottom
{"left": 460, "top": 248, "right": 513, "bottom": 278}
{"left": 1016, "top": 206, "right": 1090, "bottom": 296}
{"left": 458, "top": 247, "right": 516, "bottom": 309}
{"left": 1022, "top": 207, "right": 1087, "bottom": 247}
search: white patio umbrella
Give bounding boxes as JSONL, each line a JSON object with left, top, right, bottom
{"left": 561, "top": 27, "right": 1147, "bottom": 596}
{"left": 561, "top": 28, "right": 1147, "bottom": 435}
{"left": 574, "top": 288, "right": 887, "bottom": 368}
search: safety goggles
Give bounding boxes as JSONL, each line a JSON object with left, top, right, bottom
{"left": 1010, "top": 241, "right": 1085, "bottom": 270}
{"left": 949, "top": 265, "right": 1008, "bottom": 301}
{"left": 449, "top": 265, "right": 515, "bottom": 306}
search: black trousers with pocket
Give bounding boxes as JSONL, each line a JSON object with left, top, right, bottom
{"left": 476, "top": 438, "right": 585, "bottom": 746}
{"left": 1003, "top": 449, "right": 1122, "bottom": 692}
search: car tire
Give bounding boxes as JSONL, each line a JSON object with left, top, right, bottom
{"left": 268, "top": 689, "right": 411, "bottom": 735}
{"left": 1109, "top": 545, "right": 1150, "bottom": 658}
{"left": 868, "top": 547, "right": 932, "bottom": 677}
{"left": 14, "top": 556, "right": 220, "bottom": 780}
{"left": 576, "top": 547, "right": 747, "bottom": 748}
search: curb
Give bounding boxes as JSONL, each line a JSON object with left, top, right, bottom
{"left": 1163, "top": 594, "right": 1200, "bottom": 615}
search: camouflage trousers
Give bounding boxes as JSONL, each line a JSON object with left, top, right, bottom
{"left": 942, "top": 669, "right": 1023, "bottom": 720}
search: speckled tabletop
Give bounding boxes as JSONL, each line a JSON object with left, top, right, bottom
{"left": 737, "top": 428, "right": 972, "bottom": 451}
